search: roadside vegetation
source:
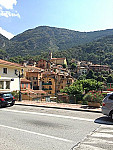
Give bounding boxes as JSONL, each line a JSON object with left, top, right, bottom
{"left": 60, "top": 70, "right": 113, "bottom": 106}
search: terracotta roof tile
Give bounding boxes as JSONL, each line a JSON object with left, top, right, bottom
{"left": 0, "top": 59, "right": 22, "bottom": 67}
{"left": 21, "top": 89, "right": 47, "bottom": 95}
{"left": 42, "top": 71, "right": 56, "bottom": 75}
{"left": 21, "top": 78, "right": 31, "bottom": 83}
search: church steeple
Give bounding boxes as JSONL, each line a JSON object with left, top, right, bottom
{"left": 50, "top": 51, "right": 52, "bottom": 59}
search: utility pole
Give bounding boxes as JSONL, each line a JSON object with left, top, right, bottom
{"left": 15, "top": 69, "right": 24, "bottom": 101}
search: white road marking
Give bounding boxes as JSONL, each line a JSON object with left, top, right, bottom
{"left": 0, "top": 108, "right": 94, "bottom": 122}
{"left": 0, "top": 124, "right": 73, "bottom": 143}
{"left": 84, "top": 137, "right": 113, "bottom": 144}
{"left": 100, "top": 129, "right": 113, "bottom": 133}
{"left": 77, "top": 144, "right": 104, "bottom": 150}
{"left": 92, "top": 132, "right": 113, "bottom": 138}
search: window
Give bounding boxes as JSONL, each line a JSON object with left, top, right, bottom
{"left": 0, "top": 81, "right": 4, "bottom": 89}
{"left": 6, "top": 81, "right": 10, "bottom": 89}
{"left": 33, "top": 77, "right": 37, "bottom": 80}
{"left": 3, "top": 68, "right": 7, "bottom": 74}
{"left": 15, "top": 69, "right": 17, "bottom": 75}
{"left": 26, "top": 84, "right": 28, "bottom": 88}
{"left": 49, "top": 86, "right": 52, "bottom": 90}
{"left": 34, "top": 82, "right": 36, "bottom": 85}
{"left": 22, "top": 84, "right": 24, "bottom": 88}
{"left": 109, "top": 95, "right": 113, "bottom": 100}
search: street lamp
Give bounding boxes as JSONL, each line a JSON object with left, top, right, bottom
{"left": 15, "top": 69, "right": 24, "bottom": 101}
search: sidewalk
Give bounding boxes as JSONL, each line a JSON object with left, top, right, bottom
{"left": 15, "top": 100, "right": 102, "bottom": 113}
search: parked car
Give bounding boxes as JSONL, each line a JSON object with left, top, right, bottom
{"left": 0, "top": 92, "right": 15, "bottom": 107}
{"left": 102, "top": 92, "right": 113, "bottom": 119}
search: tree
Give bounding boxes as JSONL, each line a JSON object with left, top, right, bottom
{"left": 71, "top": 63, "right": 77, "bottom": 69}
{"left": 60, "top": 84, "right": 83, "bottom": 95}
{"left": 62, "top": 64, "right": 67, "bottom": 68}
{"left": 86, "top": 70, "right": 95, "bottom": 79}
{"left": 74, "top": 79, "right": 103, "bottom": 93}
{"left": 107, "top": 75, "right": 113, "bottom": 83}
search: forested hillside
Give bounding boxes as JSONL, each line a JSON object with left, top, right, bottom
{"left": 7, "top": 35, "right": 113, "bottom": 69}
{"left": 0, "top": 26, "right": 113, "bottom": 68}
{"left": 52, "top": 35, "right": 113, "bottom": 68}
{"left": 0, "top": 34, "right": 10, "bottom": 59}
{"left": 0, "top": 33, "right": 9, "bottom": 49}
{"left": 5, "top": 26, "right": 113, "bottom": 56}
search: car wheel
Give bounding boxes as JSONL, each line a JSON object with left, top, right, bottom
{"left": 10, "top": 102, "right": 15, "bottom": 106}
{"left": 110, "top": 111, "right": 113, "bottom": 120}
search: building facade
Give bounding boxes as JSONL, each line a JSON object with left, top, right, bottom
{"left": 40, "top": 71, "right": 56, "bottom": 96}
{"left": 36, "top": 59, "right": 50, "bottom": 69}
{"left": 26, "top": 69, "right": 43, "bottom": 90}
{"left": 40, "top": 71, "right": 74, "bottom": 96}
{"left": 0, "top": 59, "right": 23, "bottom": 92}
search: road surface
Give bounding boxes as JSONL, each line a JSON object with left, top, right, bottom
{"left": 0, "top": 105, "right": 112, "bottom": 150}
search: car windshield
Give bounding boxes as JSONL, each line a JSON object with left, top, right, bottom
{"left": 3, "top": 93, "right": 12, "bottom": 97}
{"left": 109, "top": 94, "right": 113, "bottom": 100}
{"left": 0, "top": 93, "right": 13, "bottom": 98}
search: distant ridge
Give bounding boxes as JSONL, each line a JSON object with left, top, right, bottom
{"left": 0, "top": 26, "right": 113, "bottom": 58}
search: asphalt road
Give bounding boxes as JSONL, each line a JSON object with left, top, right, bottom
{"left": 0, "top": 105, "right": 107, "bottom": 150}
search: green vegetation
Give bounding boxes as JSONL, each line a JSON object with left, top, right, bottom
{"left": 1, "top": 26, "right": 113, "bottom": 107}
{"left": 83, "top": 91, "right": 104, "bottom": 104}
{"left": 0, "top": 26, "right": 113, "bottom": 69}
{"left": 60, "top": 76, "right": 104, "bottom": 105}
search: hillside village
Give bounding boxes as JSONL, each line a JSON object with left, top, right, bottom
{"left": 0, "top": 51, "right": 112, "bottom": 102}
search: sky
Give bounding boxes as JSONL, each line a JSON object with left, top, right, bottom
{"left": 0, "top": 0, "right": 113, "bottom": 39}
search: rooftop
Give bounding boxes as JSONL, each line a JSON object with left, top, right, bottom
{"left": 21, "top": 78, "right": 31, "bottom": 83}
{"left": 51, "top": 58, "right": 66, "bottom": 60}
{"left": 0, "top": 59, "right": 22, "bottom": 68}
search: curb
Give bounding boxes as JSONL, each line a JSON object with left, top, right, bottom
{"left": 15, "top": 103, "right": 102, "bottom": 113}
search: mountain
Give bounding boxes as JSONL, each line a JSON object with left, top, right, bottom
{"left": 0, "top": 33, "right": 9, "bottom": 48}
{"left": 53, "top": 35, "right": 113, "bottom": 67}
{"left": 0, "top": 34, "right": 10, "bottom": 59}
{"left": 4, "top": 26, "right": 113, "bottom": 57}
{"left": 0, "top": 26, "right": 113, "bottom": 67}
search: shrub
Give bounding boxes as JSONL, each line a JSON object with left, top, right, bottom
{"left": 11, "top": 91, "right": 19, "bottom": 100}
{"left": 24, "top": 92, "right": 27, "bottom": 95}
{"left": 83, "top": 91, "right": 104, "bottom": 104}
{"left": 83, "top": 93, "right": 92, "bottom": 102}
{"left": 102, "top": 92, "right": 107, "bottom": 97}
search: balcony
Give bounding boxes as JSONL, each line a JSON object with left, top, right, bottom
{"left": 42, "top": 88, "right": 49, "bottom": 90}
{"left": 42, "top": 88, "right": 52, "bottom": 90}
{"left": 42, "top": 82, "right": 52, "bottom": 85}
